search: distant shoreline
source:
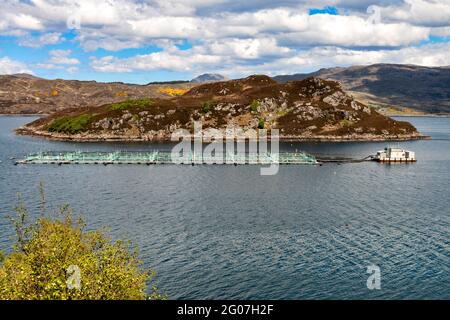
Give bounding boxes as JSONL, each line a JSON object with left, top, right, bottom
{"left": 0, "top": 113, "right": 46, "bottom": 117}
{"left": 389, "top": 114, "right": 450, "bottom": 118}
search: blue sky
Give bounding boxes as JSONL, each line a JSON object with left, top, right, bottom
{"left": 0, "top": 0, "right": 449, "bottom": 84}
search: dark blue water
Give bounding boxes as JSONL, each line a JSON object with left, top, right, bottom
{"left": 0, "top": 116, "right": 449, "bottom": 299}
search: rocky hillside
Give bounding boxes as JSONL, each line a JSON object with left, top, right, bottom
{"left": 273, "top": 64, "right": 450, "bottom": 114}
{"left": 0, "top": 74, "right": 196, "bottom": 114}
{"left": 18, "top": 75, "right": 422, "bottom": 141}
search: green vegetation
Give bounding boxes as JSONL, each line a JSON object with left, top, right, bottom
{"left": 0, "top": 187, "right": 164, "bottom": 300}
{"left": 110, "top": 98, "right": 154, "bottom": 111}
{"left": 340, "top": 119, "right": 354, "bottom": 127}
{"left": 250, "top": 100, "right": 260, "bottom": 112}
{"left": 202, "top": 101, "right": 213, "bottom": 113}
{"left": 46, "top": 114, "right": 93, "bottom": 134}
{"left": 257, "top": 118, "right": 265, "bottom": 129}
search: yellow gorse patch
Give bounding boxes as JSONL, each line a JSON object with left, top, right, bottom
{"left": 157, "top": 87, "right": 188, "bottom": 96}
{"left": 115, "top": 91, "right": 128, "bottom": 97}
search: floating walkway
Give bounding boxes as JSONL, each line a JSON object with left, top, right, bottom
{"left": 16, "top": 151, "right": 318, "bottom": 165}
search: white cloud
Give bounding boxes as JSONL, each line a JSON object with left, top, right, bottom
{"left": 77, "top": 36, "right": 144, "bottom": 52}
{"left": 219, "top": 43, "right": 450, "bottom": 77}
{"left": 430, "top": 26, "right": 450, "bottom": 37}
{"left": 48, "top": 50, "right": 80, "bottom": 65}
{"left": 90, "top": 41, "right": 450, "bottom": 77}
{"left": 35, "top": 50, "right": 80, "bottom": 70}
{"left": 0, "top": 57, "right": 33, "bottom": 74}
{"left": 380, "top": 0, "right": 450, "bottom": 27}
{"left": 280, "top": 14, "right": 430, "bottom": 47}
{"left": 10, "top": 13, "right": 44, "bottom": 30}
{"left": 90, "top": 37, "right": 291, "bottom": 72}
{"left": 18, "top": 32, "right": 64, "bottom": 48}
{"left": 0, "top": 0, "right": 449, "bottom": 78}
{"left": 201, "top": 38, "right": 292, "bottom": 59}
{"left": 91, "top": 48, "right": 223, "bottom": 72}
{"left": 1, "top": 0, "right": 444, "bottom": 49}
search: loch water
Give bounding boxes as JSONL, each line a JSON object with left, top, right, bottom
{"left": 0, "top": 116, "right": 449, "bottom": 299}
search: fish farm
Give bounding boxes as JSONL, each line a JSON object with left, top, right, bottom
{"left": 16, "top": 151, "right": 318, "bottom": 165}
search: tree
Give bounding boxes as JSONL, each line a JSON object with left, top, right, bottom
{"left": 0, "top": 190, "right": 164, "bottom": 300}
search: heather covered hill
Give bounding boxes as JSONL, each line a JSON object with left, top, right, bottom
{"left": 0, "top": 74, "right": 196, "bottom": 114}
{"left": 273, "top": 64, "right": 450, "bottom": 114}
{"left": 18, "top": 75, "right": 422, "bottom": 141}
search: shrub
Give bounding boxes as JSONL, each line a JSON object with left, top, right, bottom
{"left": 0, "top": 190, "right": 164, "bottom": 300}
{"left": 110, "top": 98, "right": 154, "bottom": 111}
{"left": 202, "top": 101, "right": 213, "bottom": 113}
{"left": 250, "top": 100, "right": 260, "bottom": 112}
{"left": 257, "top": 118, "right": 265, "bottom": 129}
{"left": 46, "top": 114, "right": 92, "bottom": 134}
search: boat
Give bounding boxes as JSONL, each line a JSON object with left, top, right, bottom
{"left": 374, "top": 147, "right": 416, "bottom": 163}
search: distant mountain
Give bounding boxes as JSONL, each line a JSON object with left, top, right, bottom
{"left": 11, "top": 73, "right": 41, "bottom": 80}
{"left": 146, "top": 80, "right": 190, "bottom": 85}
{"left": 191, "top": 73, "right": 228, "bottom": 83}
{"left": 19, "top": 75, "right": 422, "bottom": 142}
{"left": 273, "top": 64, "right": 450, "bottom": 114}
{"left": 0, "top": 74, "right": 196, "bottom": 114}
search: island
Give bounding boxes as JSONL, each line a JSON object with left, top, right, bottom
{"left": 17, "top": 75, "right": 425, "bottom": 142}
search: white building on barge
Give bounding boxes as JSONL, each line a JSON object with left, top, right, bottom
{"left": 374, "top": 147, "right": 416, "bottom": 162}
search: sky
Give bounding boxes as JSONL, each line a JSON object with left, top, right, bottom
{"left": 0, "top": 0, "right": 449, "bottom": 84}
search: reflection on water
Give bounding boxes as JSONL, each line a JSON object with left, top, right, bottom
{"left": 0, "top": 116, "right": 449, "bottom": 299}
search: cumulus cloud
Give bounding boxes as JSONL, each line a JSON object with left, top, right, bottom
{"left": 379, "top": 0, "right": 450, "bottom": 27}
{"left": 36, "top": 50, "right": 80, "bottom": 71}
{"left": 91, "top": 48, "right": 223, "bottom": 72}
{"left": 279, "top": 14, "right": 430, "bottom": 47}
{"left": 201, "top": 38, "right": 292, "bottom": 59}
{"left": 0, "top": 57, "right": 33, "bottom": 74}
{"left": 48, "top": 50, "right": 80, "bottom": 65}
{"left": 90, "top": 37, "right": 292, "bottom": 72}
{"left": 91, "top": 42, "right": 450, "bottom": 77}
{"left": 222, "top": 42, "right": 450, "bottom": 76}
{"left": 0, "top": 0, "right": 449, "bottom": 78}
{"left": 10, "top": 13, "right": 44, "bottom": 30}
{"left": 18, "top": 32, "right": 64, "bottom": 48}
{"left": 1, "top": 0, "right": 446, "bottom": 48}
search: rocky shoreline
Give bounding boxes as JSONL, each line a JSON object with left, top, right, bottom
{"left": 16, "top": 126, "right": 429, "bottom": 142}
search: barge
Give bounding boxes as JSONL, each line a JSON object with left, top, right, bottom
{"left": 374, "top": 147, "right": 416, "bottom": 163}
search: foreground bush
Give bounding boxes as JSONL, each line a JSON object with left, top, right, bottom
{"left": 0, "top": 192, "right": 164, "bottom": 300}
